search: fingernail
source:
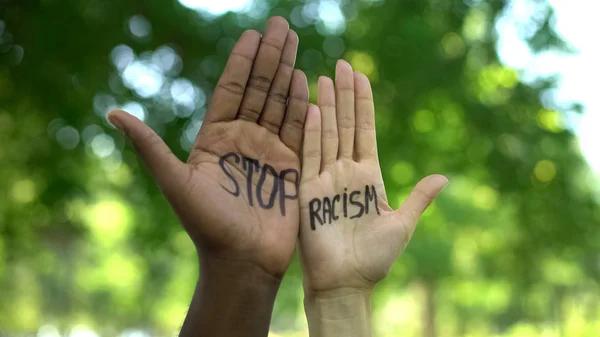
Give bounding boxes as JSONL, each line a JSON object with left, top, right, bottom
{"left": 441, "top": 176, "right": 450, "bottom": 188}
{"left": 337, "top": 59, "right": 351, "bottom": 70}
{"left": 107, "top": 112, "right": 125, "bottom": 134}
{"left": 318, "top": 76, "right": 332, "bottom": 84}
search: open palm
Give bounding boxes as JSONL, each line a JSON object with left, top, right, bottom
{"left": 108, "top": 17, "right": 308, "bottom": 278}
{"left": 298, "top": 61, "right": 449, "bottom": 292}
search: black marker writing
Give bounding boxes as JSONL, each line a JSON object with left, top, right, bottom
{"left": 308, "top": 185, "right": 381, "bottom": 230}
{"left": 257, "top": 164, "right": 278, "bottom": 209}
{"left": 219, "top": 152, "right": 241, "bottom": 196}
{"left": 349, "top": 190, "right": 364, "bottom": 219}
{"left": 218, "top": 152, "right": 299, "bottom": 216}
{"left": 323, "top": 197, "right": 332, "bottom": 224}
{"left": 278, "top": 169, "right": 299, "bottom": 217}
{"left": 332, "top": 195, "right": 340, "bottom": 221}
{"left": 242, "top": 157, "right": 259, "bottom": 206}
{"left": 342, "top": 188, "right": 348, "bottom": 218}
{"left": 364, "top": 184, "right": 380, "bottom": 215}
{"left": 309, "top": 198, "right": 323, "bottom": 230}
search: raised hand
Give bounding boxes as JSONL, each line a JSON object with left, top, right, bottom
{"left": 298, "top": 60, "right": 448, "bottom": 293}
{"left": 108, "top": 17, "right": 308, "bottom": 337}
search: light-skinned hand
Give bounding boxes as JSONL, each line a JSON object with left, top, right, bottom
{"left": 298, "top": 60, "right": 449, "bottom": 293}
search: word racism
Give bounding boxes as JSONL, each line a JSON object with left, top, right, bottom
{"left": 218, "top": 152, "right": 299, "bottom": 216}
{"left": 308, "top": 185, "right": 380, "bottom": 230}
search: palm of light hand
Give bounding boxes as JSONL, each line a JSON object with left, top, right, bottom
{"left": 300, "top": 158, "right": 402, "bottom": 291}
{"left": 298, "top": 61, "right": 449, "bottom": 292}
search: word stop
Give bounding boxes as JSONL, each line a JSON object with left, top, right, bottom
{"left": 218, "top": 152, "right": 299, "bottom": 216}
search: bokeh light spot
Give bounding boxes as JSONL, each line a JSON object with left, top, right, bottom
{"left": 412, "top": 109, "right": 436, "bottom": 133}
{"left": 82, "top": 124, "right": 104, "bottom": 144}
{"left": 180, "top": 120, "right": 203, "bottom": 151}
{"left": 171, "top": 79, "right": 203, "bottom": 118}
{"left": 121, "top": 101, "right": 147, "bottom": 122}
{"left": 68, "top": 325, "right": 99, "bottom": 337}
{"left": 107, "top": 164, "right": 133, "bottom": 187}
{"left": 102, "top": 149, "right": 123, "bottom": 172}
{"left": 93, "top": 93, "right": 118, "bottom": 116}
{"left": 111, "top": 45, "right": 135, "bottom": 71}
{"left": 346, "top": 51, "right": 375, "bottom": 77}
{"left": 542, "top": 257, "right": 583, "bottom": 285}
{"left": 453, "top": 233, "right": 479, "bottom": 275}
{"left": 12, "top": 179, "right": 36, "bottom": 204}
{"left": 290, "top": 6, "right": 309, "bottom": 28}
{"left": 123, "top": 61, "right": 164, "bottom": 98}
{"left": 46, "top": 118, "right": 64, "bottom": 137}
{"left": 7, "top": 44, "right": 24, "bottom": 66}
{"left": 119, "top": 330, "right": 150, "bottom": 337}
{"left": 85, "top": 199, "right": 131, "bottom": 245}
{"left": 478, "top": 66, "right": 516, "bottom": 106}
{"left": 301, "top": 2, "right": 319, "bottom": 23}
{"left": 377, "top": 293, "right": 419, "bottom": 335}
{"left": 91, "top": 134, "right": 116, "bottom": 158}
{"left": 537, "top": 109, "right": 564, "bottom": 133}
{"left": 497, "top": 133, "right": 525, "bottom": 159}
{"left": 129, "top": 15, "right": 152, "bottom": 39}
{"left": 152, "top": 46, "right": 181, "bottom": 75}
{"left": 346, "top": 18, "right": 369, "bottom": 40}
{"left": 441, "top": 103, "right": 465, "bottom": 126}
{"left": 56, "top": 126, "right": 80, "bottom": 150}
{"left": 390, "top": 161, "right": 416, "bottom": 185}
{"left": 37, "top": 325, "right": 61, "bottom": 337}
{"left": 534, "top": 160, "right": 557, "bottom": 182}
{"left": 462, "top": 8, "right": 488, "bottom": 42}
{"left": 178, "top": 0, "right": 252, "bottom": 15}
{"left": 441, "top": 32, "right": 465, "bottom": 58}
{"left": 104, "top": 252, "right": 142, "bottom": 290}
{"left": 316, "top": 1, "right": 346, "bottom": 35}
{"left": 13, "top": 294, "right": 38, "bottom": 330}
{"left": 472, "top": 185, "right": 499, "bottom": 210}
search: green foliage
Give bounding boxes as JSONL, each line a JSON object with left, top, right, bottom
{"left": 1, "top": 0, "right": 599, "bottom": 336}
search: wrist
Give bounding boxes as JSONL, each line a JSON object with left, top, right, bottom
{"left": 304, "top": 288, "right": 373, "bottom": 337}
{"left": 179, "top": 256, "right": 281, "bottom": 337}
{"left": 200, "top": 255, "right": 283, "bottom": 287}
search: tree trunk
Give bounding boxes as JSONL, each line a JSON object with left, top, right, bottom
{"left": 422, "top": 280, "right": 437, "bottom": 337}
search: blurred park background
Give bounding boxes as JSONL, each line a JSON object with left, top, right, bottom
{"left": 1, "top": 0, "right": 599, "bottom": 336}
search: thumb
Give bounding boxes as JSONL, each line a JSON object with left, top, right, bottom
{"left": 393, "top": 174, "right": 449, "bottom": 245}
{"left": 108, "top": 109, "right": 186, "bottom": 194}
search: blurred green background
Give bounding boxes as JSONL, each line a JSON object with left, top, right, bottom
{"left": 1, "top": 0, "right": 599, "bottom": 336}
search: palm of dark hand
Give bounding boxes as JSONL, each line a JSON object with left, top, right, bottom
{"left": 182, "top": 121, "right": 301, "bottom": 275}
{"left": 108, "top": 17, "right": 309, "bottom": 278}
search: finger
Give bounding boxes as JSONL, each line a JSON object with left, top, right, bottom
{"left": 280, "top": 70, "right": 309, "bottom": 155}
{"left": 237, "top": 16, "right": 290, "bottom": 123}
{"left": 353, "top": 72, "right": 377, "bottom": 161}
{"left": 335, "top": 60, "right": 355, "bottom": 159}
{"left": 108, "top": 110, "right": 187, "bottom": 195}
{"left": 259, "top": 30, "right": 299, "bottom": 134}
{"left": 394, "top": 175, "right": 449, "bottom": 245}
{"left": 318, "top": 76, "right": 338, "bottom": 170}
{"left": 204, "top": 30, "right": 261, "bottom": 124}
{"left": 301, "top": 104, "right": 322, "bottom": 181}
